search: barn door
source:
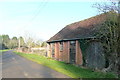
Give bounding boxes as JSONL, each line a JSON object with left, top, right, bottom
{"left": 70, "top": 41, "right": 76, "bottom": 64}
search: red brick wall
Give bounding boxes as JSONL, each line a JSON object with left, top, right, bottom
{"left": 76, "top": 40, "right": 83, "bottom": 65}
{"left": 68, "top": 41, "right": 70, "bottom": 63}
{"left": 59, "top": 43, "right": 63, "bottom": 61}
{"left": 63, "top": 41, "right": 69, "bottom": 63}
{"left": 54, "top": 42, "right": 59, "bottom": 60}
{"left": 47, "top": 40, "right": 83, "bottom": 65}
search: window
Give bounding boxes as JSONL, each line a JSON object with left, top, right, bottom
{"left": 60, "top": 42, "right": 63, "bottom": 51}
{"left": 70, "top": 41, "right": 75, "bottom": 44}
{"left": 70, "top": 41, "right": 76, "bottom": 46}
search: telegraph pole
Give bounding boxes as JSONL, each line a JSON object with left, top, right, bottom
{"left": 18, "top": 37, "right": 20, "bottom": 50}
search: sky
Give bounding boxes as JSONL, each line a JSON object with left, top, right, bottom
{"left": 0, "top": 0, "right": 112, "bottom": 41}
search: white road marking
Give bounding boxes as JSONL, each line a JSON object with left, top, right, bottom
{"left": 12, "top": 57, "right": 15, "bottom": 60}
{"left": 12, "top": 57, "right": 19, "bottom": 64}
{"left": 23, "top": 72, "right": 30, "bottom": 78}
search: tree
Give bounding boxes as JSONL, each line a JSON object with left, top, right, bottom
{"left": 25, "top": 37, "right": 34, "bottom": 48}
{"left": 41, "top": 42, "right": 47, "bottom": 47}
{"left": 0, "top": 35, "right": 2, "bottom": 50}
{"left": 35, "top": 40, "right": 42, "bottom": 47}
{"left": 93, "top": 1, "right": 120, "bottom": 77}
{"left": 93, "top": 1, "right": 118, "bottom": 13}
{"left": 2, "top": 35, "right": 10, "bottom": 49}
{"left": 18, "top": 36, "right": 25, "bottom": 48}
{"left": 11, "top": 37, "right": 18, "bottom": 48}
{"left": 23, "top": 32, "right": 43, "bottom": 51}
{"left": 0, "top": 35, "right": 7, "bottom": 49}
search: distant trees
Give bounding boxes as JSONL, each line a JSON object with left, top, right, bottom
{"left": 18, "top": 36, "right": 25, "bottom": 48}
{"left": 0, "top": 34, "right": 47, "bottom": 50}
{"left": 0, "top": 35, "right": 7, "bottom": 49}
{"left": 2, "top": 35, "right": 10, "bottom": 49}
{"left": 41, "top": 42, "right": 47, "bottom": 47}
{"left": 35, "top": 40, "right": 42, "bottom": 47}
{"left": 1, "top": 35, "right": 18, "bottom": 49}
{"left": 11, "top": 37, "right": 18, "bottom": 48}
{"left": 25, "top": 37, "right": 35, "bottom": 49}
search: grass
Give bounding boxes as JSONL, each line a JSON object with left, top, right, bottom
{"left": 0, "top": 49, "right": 11, "bottom": 53}
{"left": 14, "top": 51, "right": 117, "bottom": 78}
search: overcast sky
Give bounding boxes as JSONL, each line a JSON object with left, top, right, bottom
{"left": 0, "top": 0, "right": 112, "bottom": 41}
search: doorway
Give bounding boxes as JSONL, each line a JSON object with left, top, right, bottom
{"left": 69, "top": 41, "right": 76, "bottom": 64}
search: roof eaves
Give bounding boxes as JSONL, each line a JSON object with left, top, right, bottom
{"left": 47, "top": 37, "right": 98, "bottom": 43}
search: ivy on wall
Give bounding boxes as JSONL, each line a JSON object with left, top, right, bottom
{"left": 78, "top": 39, "right": 90, "bottom": 66}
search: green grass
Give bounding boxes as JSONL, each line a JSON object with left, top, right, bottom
{"left": 14, "top": 51, "right": 117, "bottom": 78}
{"left": 0, "top": 49, "right": 11, "bottom": 53}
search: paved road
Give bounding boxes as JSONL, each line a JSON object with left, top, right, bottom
{"left": 1, "top": 50, "right": 69, "bottom": 78}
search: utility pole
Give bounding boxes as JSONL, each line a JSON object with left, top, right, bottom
{"left": 18, "top": 37, "right": 20, "bottom": 50}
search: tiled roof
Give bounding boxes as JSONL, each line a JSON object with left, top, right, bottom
{"left": 47, "top": 13, "right": 108, "bottom": 42}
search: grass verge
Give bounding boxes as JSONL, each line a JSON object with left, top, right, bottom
{"left": 14, "top": 51, "right": 117, "bottom": 78}
{"left": 0, "top": 49, "right": 11, "bottom": 53}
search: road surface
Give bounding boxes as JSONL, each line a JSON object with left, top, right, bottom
{"left": 1, "top": 50, "right": 69, "bottom": 78}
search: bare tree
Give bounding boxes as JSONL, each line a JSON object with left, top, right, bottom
{"left": 93, "top": 1, "right": 118, "bottom": 13}
{"left": 23, "top": 32, "right": 36, "bottom": 52}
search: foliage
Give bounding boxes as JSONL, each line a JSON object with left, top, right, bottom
{"left": 0, "top": 35, "right": 24, "bottom": 49}
{"left": 35, "top": 40, "right": 42, "bottom": 47}
{"left": 14, "top": 51, "right": 117, "bottom": 78}
{"left": 25, "top": 37, "right": 34, "bottom": 48}
{"left": 0, "top": 34, "right": 45, "bottom": 50}
{"left": 93, "top": 12, "right": 119, "bottom": 74}
{"left": 93, "top": 1, "right": 120, "bottom": 77}
{"left": 41, "top": 42, "right": 47, "bottom": 47}
{"left": 0, "top": 49, "right": 11, "bottom": 53}
{"left": 11, "top": 37, "right": 18, "bottom": 48}
{"left": 0, "top": 36, "right": 7, "bottom": 49}
{"left": 18, "top": 36, "right": 25, "bottom": 47}
{"left": 78, "top": 39, "right": 90, "bottom": 66}
{"left": 95, "top": 12, "right": 118, "bottom": 53}
{"left": 23, "top": 33, "right": 46, "bottom": 49}
{"left": 2, "top": 35, "right": 10, "bottom": 49}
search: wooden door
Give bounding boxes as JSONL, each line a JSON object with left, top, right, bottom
{"left": 70, "top": 41, "right": 76, "bottom": 64}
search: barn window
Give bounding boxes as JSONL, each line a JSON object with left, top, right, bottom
{"left": 60, "top": 42, "right": 63, "bottom": 51}
{"left": 70, "top": 41, "right": 76, "bottom": 44}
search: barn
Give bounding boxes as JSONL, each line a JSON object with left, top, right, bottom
{"left": 47, "top": 13, "right": 108, "bottom": 69}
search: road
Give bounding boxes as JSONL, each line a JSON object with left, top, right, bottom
{"left": 1, "top": 50, "right": 69, "bottom": 78}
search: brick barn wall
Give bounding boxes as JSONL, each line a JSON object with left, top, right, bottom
{"left": 63, "top": 41, "right": 70, "bottom": 63}
{"left": 59, "top": 50, "right": 63, "bottom": 61}
{"left": 54, "top": 42, "right": 59, "bottom": 60}
{"left": 47, "top": 40, "right": 83, "bottom": 65}
{"left": 68, "top": 41, "right": 70, "bottom": 63}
